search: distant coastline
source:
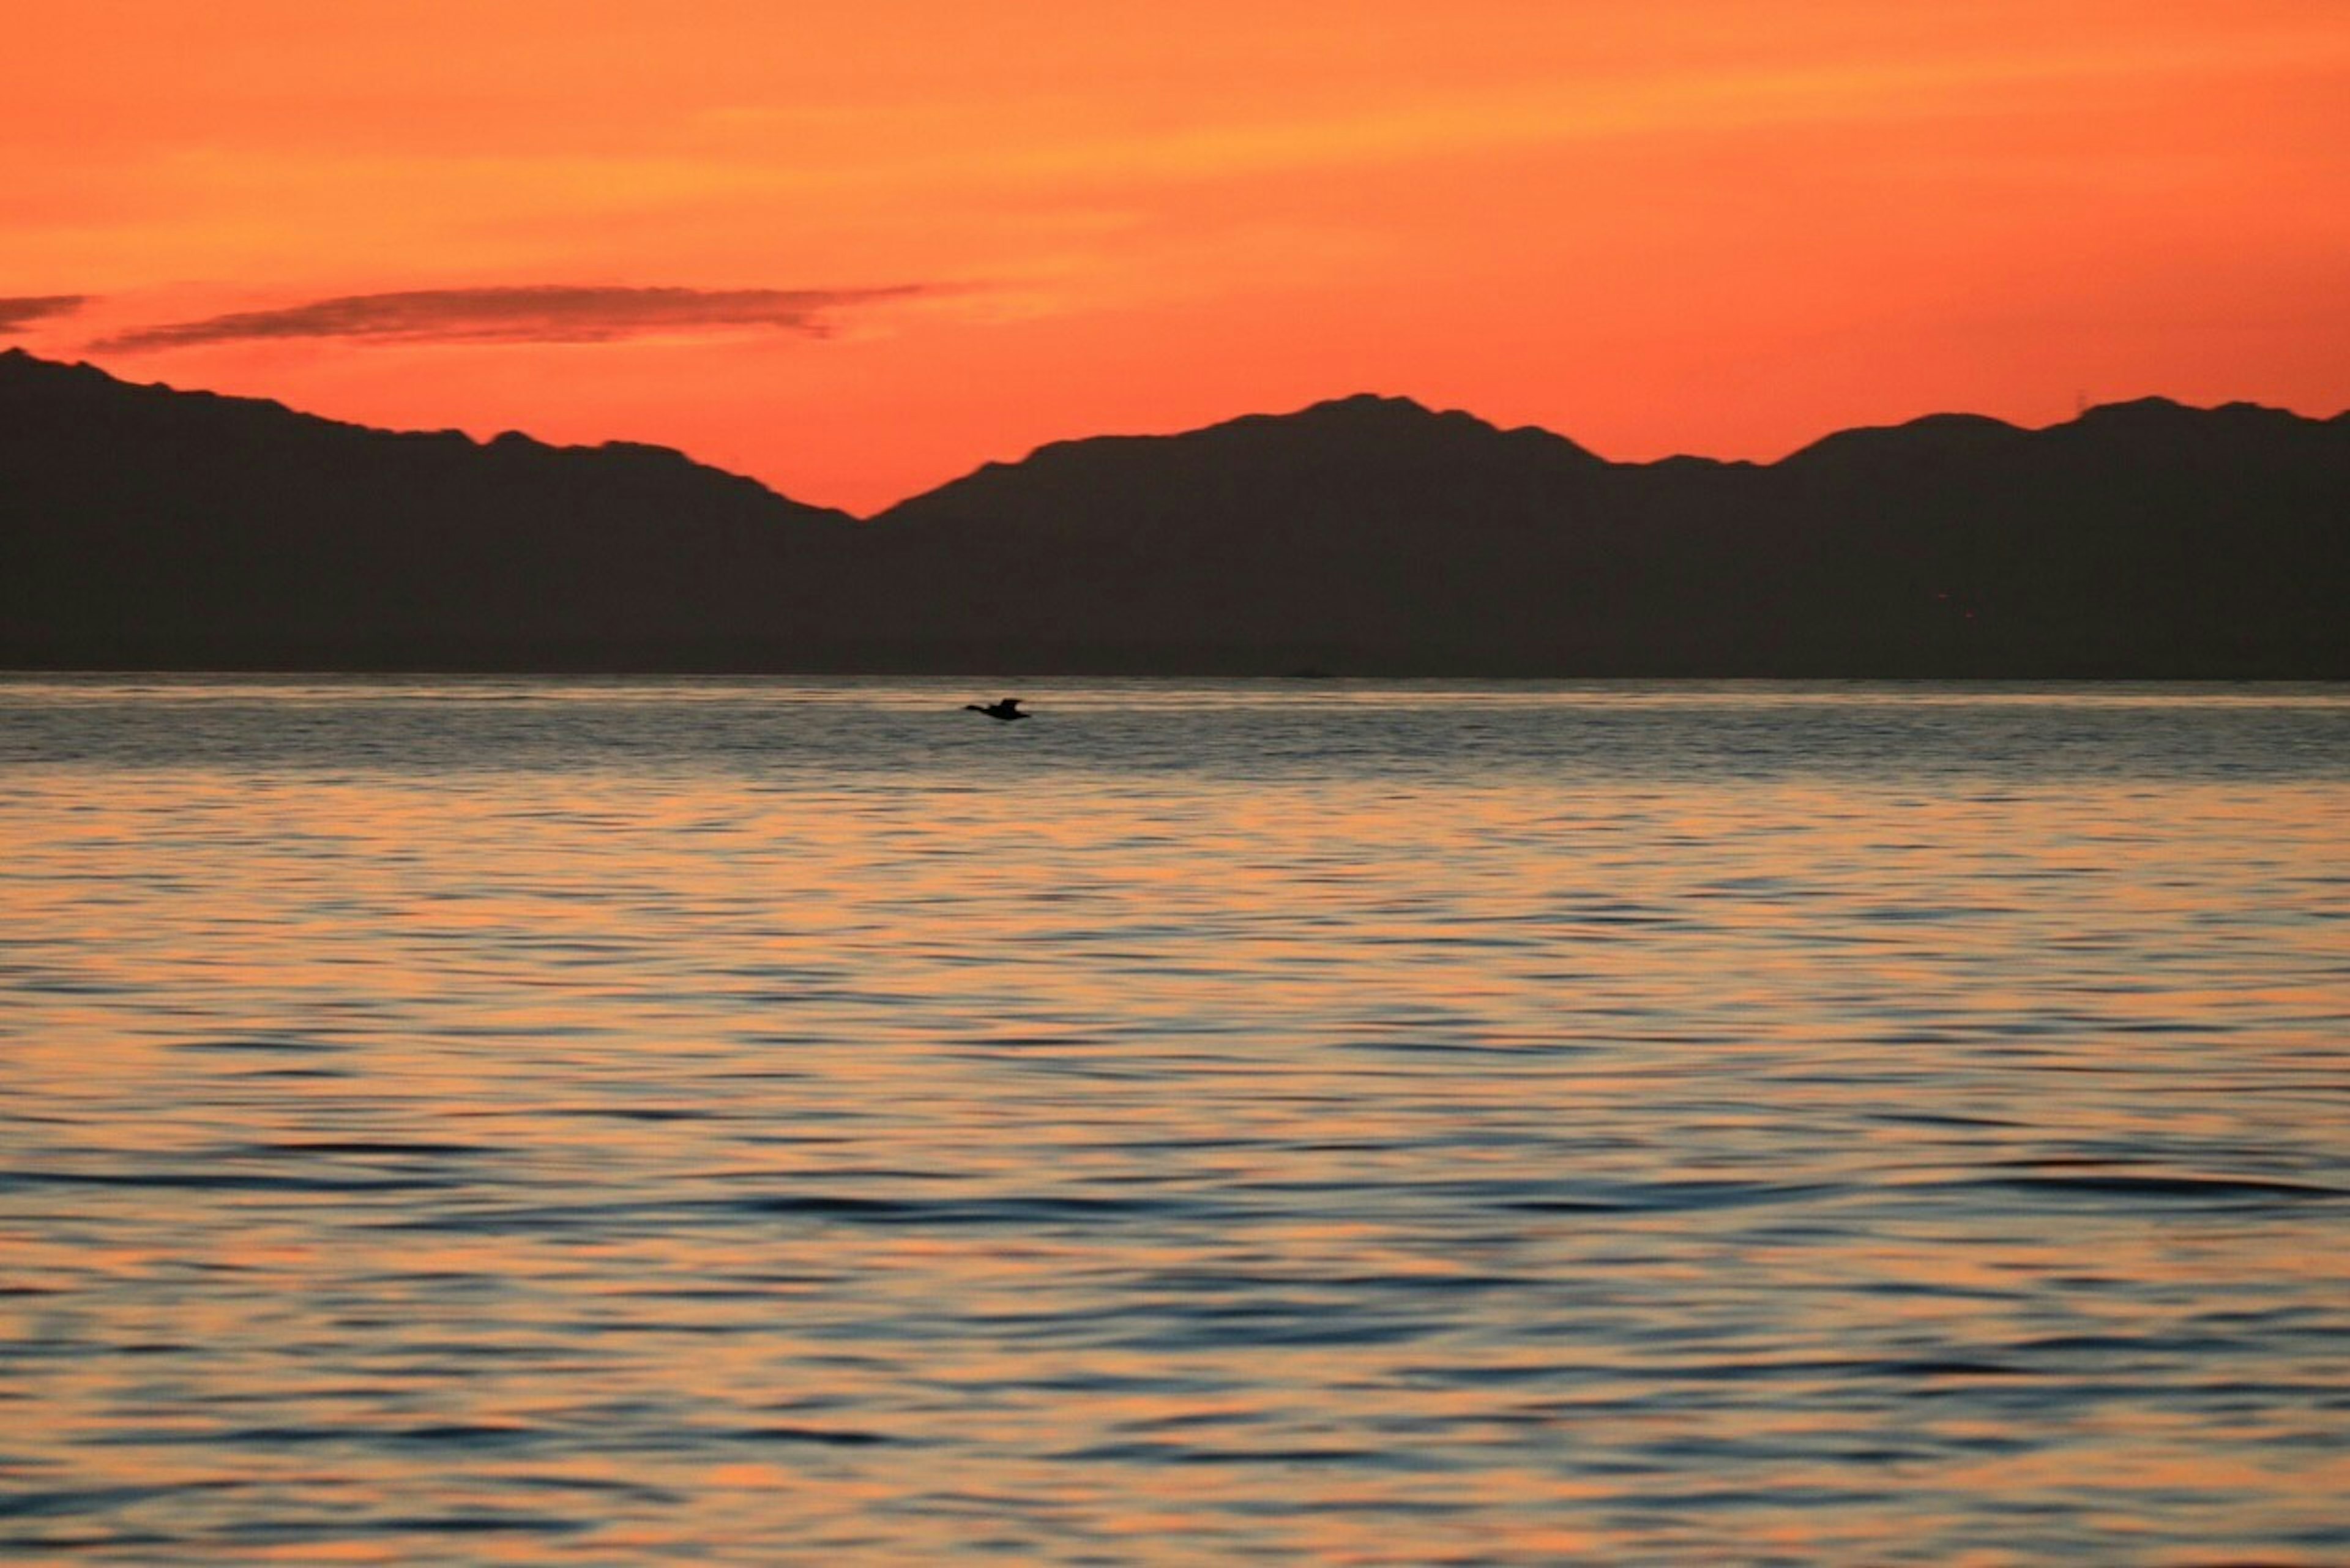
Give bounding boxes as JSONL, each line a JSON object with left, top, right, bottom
{"left": 5, "top": 351, "right": 2346, "bottom": 679}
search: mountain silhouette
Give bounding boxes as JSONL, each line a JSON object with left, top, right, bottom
{"left": 0, "top": 349, "right": 861, "bottom": 669}
{"left": 4, "top": 349, "right": 2344, "bottom": 676}
{"left": 860, "top": 392, "right": 2349, "bottom": 676}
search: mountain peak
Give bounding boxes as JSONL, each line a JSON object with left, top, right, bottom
{"left": 1783, "top": 411, "right": 2026, "bottom": 468}
{"left": 2078, "top": 395, "right": 2190, "bottom": 419}
{"left": 1299, "top": 391, "right": 1438, "bottom": 417}
{"left": 1222, "top": 392, "right": 1600, "bottom": 461}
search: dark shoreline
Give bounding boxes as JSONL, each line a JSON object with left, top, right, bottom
{"left": 8, "top": 663, "right": 2344, "bottom": 683}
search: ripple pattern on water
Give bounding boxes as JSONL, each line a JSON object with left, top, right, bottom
{"left": 2, "top": 676, "right": 2346, "bottom": 1564}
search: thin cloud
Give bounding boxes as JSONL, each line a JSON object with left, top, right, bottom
{"left": 0, "top": 294, "right": 89, "bottom": 334}
{"left": 90, "top": 284, "right": 930, "bottom": 351}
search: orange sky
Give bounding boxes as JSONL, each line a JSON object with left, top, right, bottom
{"left": 4, "top": 1, "right": 2346, "bottom": 512}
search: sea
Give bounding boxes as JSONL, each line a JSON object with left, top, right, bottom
{"left": 2, "top": 675, "right": 2345, "bottom": 1565}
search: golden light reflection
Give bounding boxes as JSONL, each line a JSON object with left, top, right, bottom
{"left": 4, "top": 682, "right": 2347, "bottom": 1559}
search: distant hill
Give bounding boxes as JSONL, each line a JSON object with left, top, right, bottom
{"left": 864, "top": 391, "right": 2350, "bottom": 676}
{"left": 0, "top": 349, "right": 862, "bottom": 670}
{"left": 4, "top": 349, "right": 2345, "bottom": 676}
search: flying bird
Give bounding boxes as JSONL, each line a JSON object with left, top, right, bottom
{"left": 964, "top": 698, "right": 1029, "bottom": 722}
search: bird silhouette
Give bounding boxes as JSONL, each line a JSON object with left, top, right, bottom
{"left": 964, "top": 698, "right": 1029, "bottom": 722}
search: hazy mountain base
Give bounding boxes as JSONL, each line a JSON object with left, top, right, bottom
{"left": 4, "top": 351, "right": 2345, "bottom": 676}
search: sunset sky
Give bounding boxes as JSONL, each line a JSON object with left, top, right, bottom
{"left": 5, "top": 1, "right": 2345, "bottom": 512}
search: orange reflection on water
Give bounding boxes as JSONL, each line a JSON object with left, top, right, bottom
{"left": 4, "top": 681, "right": 2347, "bottom": 1561}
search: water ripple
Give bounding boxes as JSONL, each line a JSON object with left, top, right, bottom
{"left": 2, "top": 676, "right": 2346, "bottom": 1564}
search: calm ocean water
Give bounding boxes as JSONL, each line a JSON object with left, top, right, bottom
{"left": 2, "top": 676, "right": 2346, "bottom": 1565}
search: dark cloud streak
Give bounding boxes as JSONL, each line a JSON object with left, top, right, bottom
{"left": 0, "top": 294, "right": 90, "bottom": 334}
{"left": 90, "top": 285, "right": 930, "bottom": 352}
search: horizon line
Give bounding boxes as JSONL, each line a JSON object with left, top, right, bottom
{"left": 7, "top": 345, "right": 2344, "bottom": 522}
